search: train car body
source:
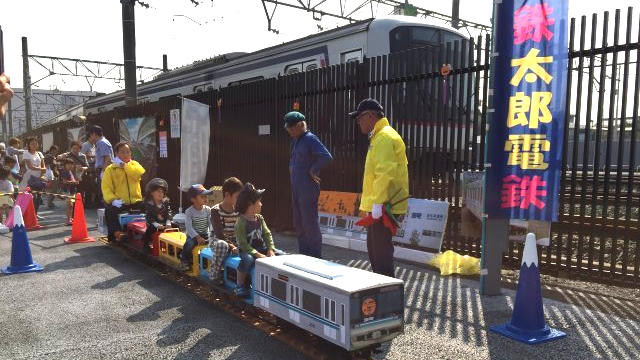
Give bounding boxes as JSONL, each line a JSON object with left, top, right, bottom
{"left": 85, "top": 16, "right": 467, "bottom": 114}
{"left": 253, "top": 254, "right": 404, "bottom": 351}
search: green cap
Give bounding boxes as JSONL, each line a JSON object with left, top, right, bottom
{"left": 283, "top": 111, "right": 306, "bottom": 128}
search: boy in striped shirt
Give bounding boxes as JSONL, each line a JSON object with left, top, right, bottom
{"left": 181, "top": 184, "right": 213, "bottom": 271}
{"left": 208, "top": 177, "right": 243, "bottom": 284}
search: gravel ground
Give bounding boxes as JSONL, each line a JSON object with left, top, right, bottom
{"left": 0, "top": 204, "right": 305, "bottom": 360}
{"left": 1, "top": 203, "right": 639, "bottom": 360}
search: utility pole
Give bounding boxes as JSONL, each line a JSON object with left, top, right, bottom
{"left": 21, "top": 36, "right": 32, "bottom": 132}
{"left": 452, "top": 0, "right": 460, "bottom": 29}
{"left": 0, "top": 25, "right": 6, "bottom": 141}
{"left": 122, "top": 0, "right": 137, "bottom": 106}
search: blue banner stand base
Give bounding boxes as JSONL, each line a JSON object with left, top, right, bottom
{"left": 2, "top": 263, "right": 43, "bottom": 275}
{"left": 490, "top": 323, "right": 566, "bottom": 344}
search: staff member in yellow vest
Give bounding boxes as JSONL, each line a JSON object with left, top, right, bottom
{"left": 101, "top": 141, "right": 145, "bottom": 242}
{"left": 349, "top": 99, "right": 409, "bottom": 278}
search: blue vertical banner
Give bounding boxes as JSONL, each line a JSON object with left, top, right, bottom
{"left": 486, "top": 0, "right": 568, "bottom": 222}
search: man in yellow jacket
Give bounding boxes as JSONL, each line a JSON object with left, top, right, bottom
{"left": 101, "top": 141, "right": 145, "bottom": 242}
{"left": 350, "top": 98, "right": 409, "bottom": 277}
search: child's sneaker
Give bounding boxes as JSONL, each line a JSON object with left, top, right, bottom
{"left": 233, "top": 285, "right": 249, "bottom": 298}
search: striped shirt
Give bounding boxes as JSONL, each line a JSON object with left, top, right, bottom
{"left": 185, "top": 205, "right": 212, "bottom": 239}
{"left": 211, "top": 203, "right": 239, "bottom": 245}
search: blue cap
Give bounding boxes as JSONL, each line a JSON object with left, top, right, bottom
{"left": 283, "top": 111, "right": 306, "bottom": 128}
{"left": 348, "top": 98, "right": 384, "bottom": 119}
{"left": 187, "top": 184, "right": 212, "bottom": 199}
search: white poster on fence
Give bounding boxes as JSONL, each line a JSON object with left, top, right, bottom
{"left": 170, "top": 108, "right": 180, "bottom": 138}
{"left": 179, "top": 98, "right": 210, "bottom": 191}
{"left": 42, "top": 132, "right": 54, "bottom": 152}
{"left": 396, "top": 198, "right": 449, "bottom": 251}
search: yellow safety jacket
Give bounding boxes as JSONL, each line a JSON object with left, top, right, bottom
{"left": 360, "top": 118, "right": 409, "bottom": 215}
{"left": 101, "top": 160, "right": 145, "bottom": 205}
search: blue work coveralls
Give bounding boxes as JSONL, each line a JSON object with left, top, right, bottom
{"left": 290, "top": 131, "right": 333, "bottom": 258}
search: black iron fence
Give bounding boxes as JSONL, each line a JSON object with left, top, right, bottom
{"left": 22, "top": 7, "right": 637, "bottom": 285}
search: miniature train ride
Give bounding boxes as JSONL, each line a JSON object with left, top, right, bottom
{"left": 112, "top": 212, "right": 405, "bottom": 353}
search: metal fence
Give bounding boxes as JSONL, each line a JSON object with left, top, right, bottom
{"left": 57, "top": 8, "right": 637, "bottom": 284}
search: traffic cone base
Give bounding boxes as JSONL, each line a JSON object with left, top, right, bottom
{"left": 2, "top": 263, "right": 43, "bottom": 275}
{"left": 490, "top": 322, "right": 566, "bottom": 345}
{"left": 64, "top": 193, "right": 95, "bottom": 244}
{"left": 64, "top": 236, "right": 96, "bottom": 244}
{"left": 2, "top": 205, "right": 44, "bottom": 275}
{"left": 489, "top": 233, "right": 567, "bottom": 344}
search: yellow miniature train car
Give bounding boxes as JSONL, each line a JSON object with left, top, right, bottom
{"left": 157, "top": 231, "right": 187, "bottom": 267}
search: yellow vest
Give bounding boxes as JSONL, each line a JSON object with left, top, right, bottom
{"left": 360, "top": 118, "right": 409, "bottom": 214}
{"left": 101, "top": 160, "right": 145, "bottom": 205}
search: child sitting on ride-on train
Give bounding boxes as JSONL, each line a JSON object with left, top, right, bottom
{"left": 143, "top": 178, "right": 176, "bottom": 254}
{"left": 180, "top": 184, "right": 214, "bottom": 271}
{"left": 208, "top": 176, "right": 243, "bottom": 285}
{"left": 233, "top": 183, "right": 283, "bottom": 297}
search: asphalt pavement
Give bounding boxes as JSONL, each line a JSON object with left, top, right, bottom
{"left": 1, "top": 202, "right": 639, "bottom": 359}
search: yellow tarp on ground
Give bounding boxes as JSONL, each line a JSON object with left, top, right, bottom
{"left": 428, "top": 250, "right": 481, "bottom": 276}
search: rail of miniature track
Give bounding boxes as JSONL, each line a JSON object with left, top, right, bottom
{"left": 97, "top": 237, "right": 371, "bottom": 360}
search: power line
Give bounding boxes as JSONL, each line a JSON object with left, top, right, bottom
{"left": 259, "top": 0, "right": 491, "bottom": 35}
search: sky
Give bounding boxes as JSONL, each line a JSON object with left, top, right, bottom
{"left": 1, "top": 0, "right": 636, "bottom": 94}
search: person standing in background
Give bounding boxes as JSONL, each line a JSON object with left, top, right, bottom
{"left": 88, "top": 125, "right": 113, "bottom": 207}
{"left": 284, "top": 111, "right": 333, "bottom": 259}
{"left": 349, "top": 98, "right": 409, "bottom": 278}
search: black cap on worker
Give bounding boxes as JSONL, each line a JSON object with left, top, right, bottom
{"left": 348, "top": 98, "right": 384, "bottom": 119}
{"left": 283, "top": 111, "right": 306, "bottom": 128}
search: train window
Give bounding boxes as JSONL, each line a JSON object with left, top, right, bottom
{"left": 391, "top": 26, "right": 464, "bottom": 53}
{"left": 341, "top": 304, "right": 345, "bottom": 326}
{"left": 271, "top": 278, "right": 287, "bottom": 302}
{"left": 325, "top": 298, "right": 330, "bottom": 319}
{"left": 411, "top": 27, "right": 439, "bottom": 45}
{"left": 261, "top": 274, "right": 265, "bottom": 292}
{"left": 285, "top": 64, "right": 302, "bottom": 75}
{"left": 377, "top": 286, "right": 404, "bottom": 316}
{"left": 442, "top": 31, "right": 462, "bottom": 45}
{"left": 331, "top": 301, "right": 336, "bottom": 323}
{"left": 340, "top": 49, "right": 362, "bottom": 64}
{"left": 228, "top": 76, "right": 265, "bottom": 87}
{"left": 289, "top": 286, "right": 300, "bottom": 306}
{"left": 302, "top": 290, "right": 322, "bottom": 316}
{"left": 389, "top": 27, "right": 408, "bottom": 53}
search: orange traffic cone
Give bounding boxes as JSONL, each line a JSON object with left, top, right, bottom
{"left": 64, "top": 193, "right": 95, "bottom": 244}
{"left": 22, "top": 189, "right": 44, "bottom": 231}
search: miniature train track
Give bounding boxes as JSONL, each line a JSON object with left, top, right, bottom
{"left": 97, "top": 237, "right": 373, "bottom": 360}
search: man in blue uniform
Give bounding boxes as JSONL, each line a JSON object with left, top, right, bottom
{"left": 285, "top": 111, "right": 333, "bottom": 258}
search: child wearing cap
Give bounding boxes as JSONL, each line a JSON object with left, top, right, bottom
{"left": 143, "top": 178, "right": 176, "bottom": 254}
{"left": 181, "top": 184, "right": 214, "bottom": 271}
{"left": 208, "top": 177, "right": 243, "bottom": 284}
{"left": 233, "top": 183, "right": 283, "bottom": 297}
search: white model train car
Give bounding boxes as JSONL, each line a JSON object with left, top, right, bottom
{"left": 253, "top": 254, "right": 404, "bottom": 351}
{"left": 85, "top": 16, "right": 467, "bottom": 114}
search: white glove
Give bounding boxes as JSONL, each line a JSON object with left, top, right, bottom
{"left": 372, "top": 203, "right": 383, "bottom": 219}
{"left": 113, "top": 157, "right": 124, "bottom": 167}
{"left": 112, "top": 199, "right": 124, "bottom": 208}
